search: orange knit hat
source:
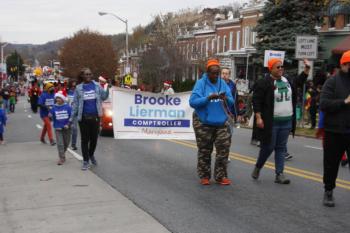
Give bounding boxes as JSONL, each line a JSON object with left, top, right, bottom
{"left": 206, "top": 59, "right": 220, "bottom": 70}
{"left": 268, "top": 58, "right": 282, "bottom": 71}
{"left": 340, "top": 50, "right": 350, "bottom": 65}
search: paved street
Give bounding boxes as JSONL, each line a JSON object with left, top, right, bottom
{"left": 5, "top": 97, "right": 350, "bottom": 233}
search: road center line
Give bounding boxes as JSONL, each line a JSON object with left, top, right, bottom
{"left": 305, "top": 145, "right": 323, "bottom": 150}
{"left": 28, "top": 115, "right": 32, "bottom": 118}
{"left": 168, "top": 139, "right": 350, "bottom": 191}
{"left": 36, "top": 124, "right": 42, "bottom": 129}
{"left": 67, "top": 148, "right": 83, "bottom": 161}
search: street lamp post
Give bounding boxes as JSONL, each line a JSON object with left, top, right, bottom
{"left": 98, "top": 11, "right": 129, "bottom": 74}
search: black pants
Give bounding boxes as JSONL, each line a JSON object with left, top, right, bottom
{"left": 31, "top": 97, "right": 38, "bottom": 113}
{"left": 309, "top": 106, "right": 317, "bottom": 128}
{"left": 79, "top": 116, "right": 100, "bottom": 162}
{"left": 323, "top": 131, "right": 350, "bottom": 191}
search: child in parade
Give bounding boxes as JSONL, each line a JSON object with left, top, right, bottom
{"left": 50, "top": 93, "right": 72, "bottom": 165}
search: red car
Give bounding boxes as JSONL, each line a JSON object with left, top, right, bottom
{"left": 100, "top": 99, "right": 114, "bottom": 136}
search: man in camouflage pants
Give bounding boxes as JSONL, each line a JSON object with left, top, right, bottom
{"left": 189, "top": 59, "right": 234, "bottom": 185}
{"left": 193, "top": 113, "right": 231, "bottom": 181}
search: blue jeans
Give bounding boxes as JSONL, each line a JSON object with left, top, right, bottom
{"left": 255, "top": 119, "right": 292, "bottom": 174}
{"left": 71, "top": 118, "right": 78, "bottom": 146}
{"left": 3, "top": 99, "right": 9, "bottom": 113}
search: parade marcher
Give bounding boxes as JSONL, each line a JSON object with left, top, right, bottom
{"left": 28, "top": 82, "right": 41, "bottom": 113}
{"left": 1, "top": 85, "right": 10, "bottom": 113}
{"left": 67, "top": 80, "right": 78, "bottom": 150}
{"left": 9, "top": 86, "right": 17, "bottom": 113}
{"left": 251, "top": 58, "right": 309, "bottom": 184}
{"left": 221, "top": 67, "right": 237, "bottom": 162}
{"left": 162, "top": 81, "right": 175, "bottom": 95}
{"left": 73, "top": 68, "right": 109, "bottom": 170}
{"left": 189, "top": 59, "right": 234, "bottom": 185}
{"left": 320, "top": 50, "right": 350, "bottom": 207}
{"left": 50, "top": 93, "right": 72, "bottom": 165}
{"left": 38, "top": 82, "right": 56, "bottom": 145}
{"left": 98, "top": 76, "right": 108, "bottom": 91}
{"left": 0, "top": 106, "right": 7, "bottom": 145}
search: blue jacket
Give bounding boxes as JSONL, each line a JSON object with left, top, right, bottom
{"left": 318, "top": 110, "right": 324, "bottom": 129}
{"left": 72, "top": 81, "right": 109, "bottom": 121}
{"left": 38, "top": 91, "right": 55, "bottom": 118}
{"left": 0, "top": 109, "right": 7, "bottom": 134}
{"left": 226, "top": 79, "right": 237, "bottom": 115}
{"left": 189, "top": 74, "right": 234, "bottom": 126}
{"left": 50, "top": 104, "right": 72, "bottom": 129}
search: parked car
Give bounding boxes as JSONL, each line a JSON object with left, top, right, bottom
{"left": 100, "top": 96, "right": 114, "bottom": 136}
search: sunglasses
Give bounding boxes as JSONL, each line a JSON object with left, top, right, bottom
{"left": 84, "top": 73, "right": 92, "bottom": 76}
{"left": 209, "top": 71, "right": 220, "bottom": 76}
{"left": 276, "top": 66, "right": 284, "bottom": 70}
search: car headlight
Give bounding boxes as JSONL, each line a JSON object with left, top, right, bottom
{"left": 106, "top": 109, "right": 113, "bottom": 117}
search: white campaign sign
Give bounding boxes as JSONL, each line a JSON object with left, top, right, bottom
{"left": 264, "top": 50, "right": 285, "bottom": 67}
{"left": 295, "top": 36, "right": 318, "bottom": 59}
{"left": 112, "top": 88, "right": 195, "bottom": 140}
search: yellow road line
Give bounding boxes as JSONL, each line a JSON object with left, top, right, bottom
{"left": 168, "top": 139, "right": 350, "bottom": 191}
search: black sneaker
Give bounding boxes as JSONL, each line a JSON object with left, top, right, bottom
{"left": 285, "top": 153, "right": 293, "bottom": 161}
{"left": 90, "top": 156, "right": 98, "bottom": 166}
{"left": 71, "top": 145, "right": 78, "bottom": 150}
{"left": 275, "top": 173, "right": 290, "bottom": 184}
{"left": 50, "top": 140, "right": 56, "bottom": 146}
{"left": 40, "top": 138, "right": 47, "bottom": 144}
{"left": 323, "top": 190, "right": 335, "bottom": 207}
{"left": 251, "top": 167, "right": 260, "bottom": 180}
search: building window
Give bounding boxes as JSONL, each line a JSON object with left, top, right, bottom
{"left": 211, "top": 39, "right": 215, "bottom": 54}
{"left": 346, "top": 14, "right": 350, "bottom": 26}
{"left": 236, "top": 31, "right": 241, "bottom": 50}
{"left": 229, "top": 32, "right": 233, "bottom": 50}
{"left": 191, "top": 44, "right": 195, "bottom": 59}
{"left": 206, "top": 39, "right": 209, "bottom": 57}
{"left": 217, "top": 36, "right": 221, "bottom": 53}
{"left": 329, "top": 16, "right": 336, "bottom": 28}
{"left": 186, "top": 44, "right": 190, "bottom": 60}
{"left": 244, "top": 26, "right": 250, "bottom": 47}
{"left": 201, "top": 41, "right": 204, "bottom": 56}
{"left": 223, "top": 35, "right": 227, "bottom": 52}
{"left": 252, "top": 31, "right": 257, "bottom": 45}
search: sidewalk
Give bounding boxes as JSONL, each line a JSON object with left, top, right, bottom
{"left": 0, "top": 142, "right": 170, "bottom": 233}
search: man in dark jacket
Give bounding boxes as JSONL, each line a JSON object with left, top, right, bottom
{"left": 320, "top": 50, "right": 350, "bottom": 207}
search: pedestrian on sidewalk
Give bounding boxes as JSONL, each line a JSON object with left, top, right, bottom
{"left": 1, "top": 85, "right": 10, "bottom": 113}
{"left": 67, "top": 80, "right": 78, "bottom": 150}
{"left": 0, "top": 107, "right": 7, "bottom": 144}
{"left": 189, "top": 59, "right": 234, "bottom": 185}
{"left": 38, "top": 82, "right": 56, "bottom": 145}
{"left": 73, "top": 68, "right": 109, "bottom": 170}
{"left": 251, "top": 58, "right": 309, "bottom": 184}
{"left": 320, "top": 50, "right": 350, "bottom": 207}
{"left": 50, "top": 93, "right": 72, "bottom": 165}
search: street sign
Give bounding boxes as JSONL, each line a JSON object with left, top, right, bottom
{"left": 0, "top": 63, "right": 6, "bottom": 73}
{"left": 264, "top": 50, "right": 285, "bottom": 67}
{"left": 124, "top": 74, "right": 133, "bottom": 86}
{"left": 295, "top": 36, "right": 318, "bottom": 59}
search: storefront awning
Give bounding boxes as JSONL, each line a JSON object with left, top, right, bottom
{"left": 332, "top": 35, "right": 350, "bottom": 54}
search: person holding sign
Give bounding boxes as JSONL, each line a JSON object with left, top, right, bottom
{"left": 189, "top": 59, "right": 234, "bottom": 186}
{"left": 73, "top": 68, "right": 109, "bottom": 170}
{"left": 251, "top": 58, "right": 309, "bottom": 184}
{"left": 320, "top": 50, "right": 350, "bottom": 207}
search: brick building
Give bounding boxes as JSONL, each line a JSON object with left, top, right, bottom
{"left": 317, "top": 0, "right": 350, "bottom": 66}
{"left": 176, "top": 0, "right": 265, "bottom": 81}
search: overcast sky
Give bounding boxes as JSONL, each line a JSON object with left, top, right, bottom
{"left": 0, "top": 0, "right": 246, "bottom": 45}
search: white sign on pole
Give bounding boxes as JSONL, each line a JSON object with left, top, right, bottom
{"left": 0, "top": 63, "right": 6, "bottom": 73}
{"left": 298, "top": 60, "right": 314, "bottom": 80}
{"left": 112, "top": 88, "right": 195, "bottom": 140}
{"left": 264, "top": 50, "right": 285, "bottom": 67}
{"left": 295, "top": 36, "right": 318, "bottom": 59}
